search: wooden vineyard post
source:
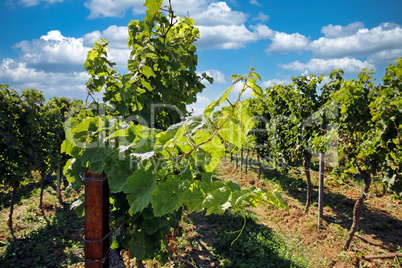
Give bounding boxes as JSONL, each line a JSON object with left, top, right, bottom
{"left": 56, "top": 166, "right": 61, "bottom": 200}
{"left": 318, "top": 153, "right": 325, "bottom": 228}
{"left": 245, "top": 149, "right": 249, "bottom": 174}
{"left": 257, "top": 155, "right": 261, "bottom": 180}
{"left": 240, "top": 148, "right": 244, "bottom": 172}
{"left": 235, "top": 153, "right": 238, "bottom": 169}
{"left": 84, "top": 169, "right": 110, "bottom": 268}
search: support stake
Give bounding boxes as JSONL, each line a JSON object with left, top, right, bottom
{"left": 84, "top": 169, "right": 110, "bottom": 268}
{"left": 57, "top": 166, "right": 61, "bottom": 199}
{"left": 318, "top": 153, "right": 325, "bottom": 228}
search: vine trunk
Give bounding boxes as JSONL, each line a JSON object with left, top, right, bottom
{"left": 304, "top": 152, "right": 312, "bottom": 213}
{"left": 39, "top": 170, "right": 46, "bottom": 210}
{"left": 7, "top": 182, "right": 19, "bottom": 237}
{"left": 344, "top": 169, "right": 371, "bottom": 249}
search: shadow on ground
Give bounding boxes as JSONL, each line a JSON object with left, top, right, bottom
{"left": 0, "top": 179, "right": 42, "bottom": 211}
{"left": 259, "top": 163, "right": 402, "bottom": 253}
{"left": 181, "top": 210, "right": 309, "bottom": 268}
{"left": 0, "top": 203, "right": 84, "bottom": 267}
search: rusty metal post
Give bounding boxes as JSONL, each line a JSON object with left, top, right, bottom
{"left": 84, "top": 169, "right": 110, "bottom": 268}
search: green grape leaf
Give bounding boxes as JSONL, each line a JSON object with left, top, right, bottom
{"left": 151, "top": 175, "right": 183, "bottom": 216}
{"left": 107, "top": 157, "right": 132, "bottom": 193}
{"left": 248, "top": 77, "right": 263, "bottom": 98}
{"left": 202, "top": 172, "right": 213, "bottom": 185}
{"left": 70, "top": 199, "right": 85, "bottom": 217}
{"left": 143, "top": 0, "right": 163, "bottom": 23}
{"left": 142, "top": 65, "right": 156, "bottom": 78}
{"left": 180, "top": 180, "right": 209, "bottom": 212}
{"left": 202, "top": 185, "right": 232, "bottom": 215}
{"left": 129, "top": 231, "right": 146, "bottom": 259}
{"left": 204, "top": 85, "right": 233, "bottom": 118}
{"left": 142, "top": 219, "right": 160, "bottom": 235}
{"left": 123, "top": 170, "right": 157, "bottom": 215}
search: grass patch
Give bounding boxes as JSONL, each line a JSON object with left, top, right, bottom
{"left": 0, "top": 175, "right": 84, "bottom": 268}
{"left": 205, "top": 210, "right": 310, "bottom": 267}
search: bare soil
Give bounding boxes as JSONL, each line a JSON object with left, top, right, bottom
{"left": 212, "top": 159, "right": 402, "bottom": 267}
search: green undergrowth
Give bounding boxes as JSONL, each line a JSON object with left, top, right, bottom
{"left": 0, "top": 175, "right": 84, "bottom": 268}
{"left": 177, "top": 209, "right": 311, "bottom": 268}
{"left": 208, "top": 210, "right": 310, "bottom": 268}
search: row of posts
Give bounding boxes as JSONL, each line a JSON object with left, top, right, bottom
{"left": 227, "top": 148, "right": 326, "bottom": 228}
{"left": 228, "top": 148, "right": 262, "bottom": 180}
{"left": 81, "top": 151, "right": 325, "bottom": 267}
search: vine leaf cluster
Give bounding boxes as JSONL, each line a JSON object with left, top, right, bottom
{"left": 62, "top": 0, "right": 287, "bottom": 263}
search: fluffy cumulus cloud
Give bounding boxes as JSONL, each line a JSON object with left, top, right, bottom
{"left": 266, "top": 32, "right": 310, "bottom": 54}
{"left": 174, "top": 1, "right": 272, "bottom": 50}
{"left": 6, "top": 0, "right": 63, "bottom": 7}
{"left": 275, "top": 22, "right": 402, "bottom": 74}
{"left": 200, "top": 69, "right": 227, "bottom": 84}
{"left": 368, "top": 48, "right": 402, "bottom": 65}
{"left": 253, "top": 12, "right": 269, "bottom": 22}
{"left": 227, "top": 78, "right": 254, "bottom": 100}
{"left": 310, "top": 22, "right": 402, "bottom": 60}
{"left": 197, "top": 23, "right": 273, "bottom": 50}
{"left": 194, "top": 2, "right": 247, "bottom": 26}
{"left": 84, "top": 0, "right": 221, "bottom": 20}
{"left": 82, "top": 0, "right": 273, "bottom": 52}
{"left": 187, "top": 95, "right": 211, "bottom": 115}
{"left": 14, "top": 30, "right": 88, "bottom": 72}
{"left": 321, "top": 22, "right": 365, "bottom": 38}
{"left": 0, "top": 58, "right": 89, "bottom": 99}
{"left": 262, "top": 78, "right": 290, "bottom": 88}
{"left": 14, "top": 27, "right": 130, "bottom": 73}
{"left": 249, "top": 0, "right": 262, "bottom": 6}
{"left": 2, "top": 26, "right": 131, "bottom": 99}
{"left": 84, "top": 0, "right": 145, "bottom": 19}
{"left": 267, "top": 22, "right": 402, "bottom": 61}
{"left": 278, "top": 57, "right": 375, "bottom": 74}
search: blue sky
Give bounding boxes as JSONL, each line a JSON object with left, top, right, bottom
{"left": 1, "top": 0, "right": 402, "bottom": 114}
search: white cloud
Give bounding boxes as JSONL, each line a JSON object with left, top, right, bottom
{"left": 200, "top": 69, "right": 227, "bottom": 84}
{"left": 249, "top": 0, "right": 262, "bottom": 6}
{"left": 310, "top": 23, "right": 402, "bottom": 60}
{"left": 228, "top": 78, "right": 254, "bottom": 100}
{"left": 84, "top": 0, "right": 244, "bottom": 24}
{"left": 321, "top": 22, "right": 365, "bottom": 38}
{"left": 252, "top": 12, "right": 269, "bottom": 22}
{"left": 368, "top": 48, "right": 402, "bottom": 65}
{"left": 265, "top": 32, "right": 310, "bottom": 54}
{"left": 14, "top": 30, "right": 88, "bottom": 72}
{"left": 162, "top": 0, "right": 212, "bottom": 18}
{"left": 6, "top": 0, "right": 63, "bottom": 7}
{"left": 82, "top": 31, "right": 102, "bottom": 47}
{"left": 187, "top": 95, "right": 211, "bottom": 115}
{"left": 0, "top": 58, "right": 90, "bottom": 100}
{"left": 101, "top": 25, "right": 129, "bottom": 49}
{"left": 278, "top": 57, "right": 375, "bottom": 74}
{"left": 13, "top": 28, "right": 130, "bottom": 73}
{"left": 84, "top": 0, "right": 145, "bottom": 19}
{"left": 197, "top": 24, "right": 273, "bottom": 50}
{"left": 84, "top": 0, "right": 248, "bottom": 27}
{"left": 262, "top": 79, "right": 289, "bottom": 88}
{"left": 265, "top": 22, "right": 402, "bottom": 67}
{"left": 83, "top": 0, "right": 267, "bottom": 52}
{"left": 194, "top": 2, "right": 247, "bottom": 26}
